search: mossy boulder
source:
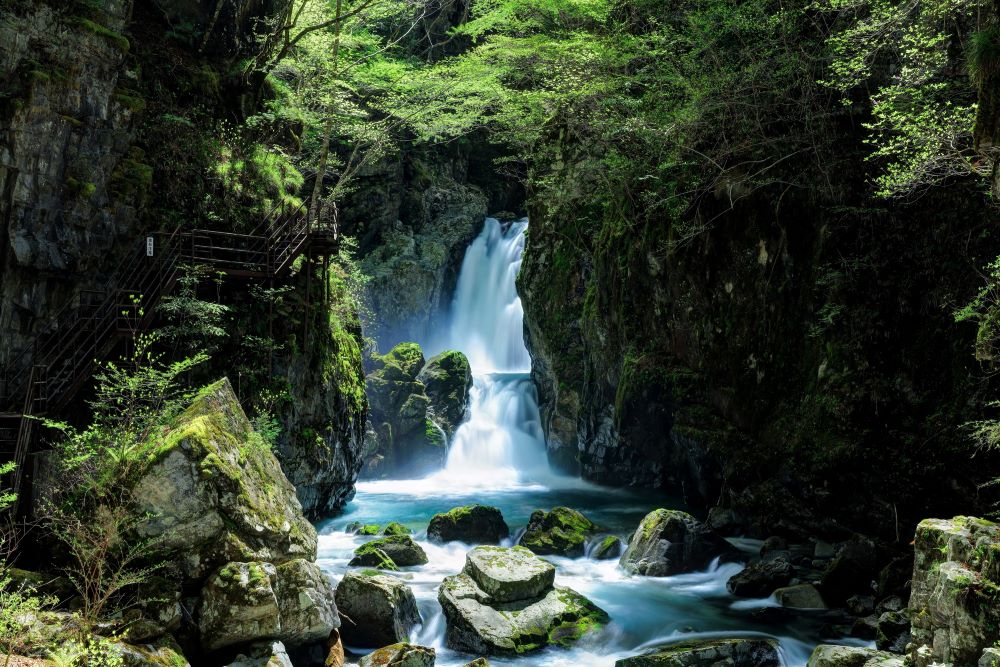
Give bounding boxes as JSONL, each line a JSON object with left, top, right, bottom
{"left": 133, "top": 378, "right": 316, "bottom": 580}
{"left": 198, "top": 559, "right": 339, "bottom": 652}
{"left": 438, "top": 546, "right": 607, "bottom": 656}
{"left": 427, "top": 505, "right": 510, "bottom": 544}
{"left": 349, "top": 535, "right": 429, "bottom": 568}
{"left": 615, "top": 638, "right": 780, "bottom": 667}
{"left": 417, "top": 350, "right": 473, "bottom": 435}
{"left": 224, "top": 640, "right": 293, "bottom": 667}
{"left": 520, "top": 507, "right": 597, "bottom": 557}
{"left": 807, "top": 645, "right": 904, "bottom": 667}
{"left": 383, "top": 521, "right": 412, "bottom": 536}
{"left": 358, "top": 642, "right": 436, "bottom": 667}
{"left": 110, "top": 635, "right": 192, "bottom": 667}
{"left": 465, "top": 546, "right": 556, "bottom": 602}
{"left": 909, "top": 516, "right": 1000, "bottom": 667}
{"left": 619, "top": 509, "right": 740, "bottom": 576}
{"left": 364, "top": 342, "right": 449, "bottom": 476}
{"left": 592, "top": 535, "right": 624, "bottom": 560}
{"left": 334, "top": 571, "right": 421, "bottom": 648}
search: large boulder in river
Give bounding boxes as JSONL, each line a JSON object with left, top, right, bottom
{"left": 615, "top": 638, "right": 781, "bottom": 667}
{"left": 418, "top": 350, "right": 473, "bottom": 436}
{"left": 726, "top": 557, "right": 794, "bottom": 597}
{"left": 820, "top": 534, "right": 878, "bottom": 604}
{"left": 358, "top": 642, "right": 436, "bottom": 667}
{"left": 349, "top": 535, "right": 429, "bottom": 568}
{"left": 133, "top": 378, "right": 317, "bottom": 580}
{"left": 428, "top": 505, "right": 510, "bottom": 544}
{"left": 438, "top": 546, "right": 607, "bottom": 655}
{"left": 334, "top": 571, "right": 421, "bottom": 648}
{"left": 619, "top": 509, "right": 740, "bottom": 576}
{"left": 908, "top": 516, "right": 1000, "bottom": 667}
{"left": 364, "top": 342, "right": 448, "bottom": 476}
{"left": 520, "top": 507, "right": 597, "bottom": 557}
{"left": 807, "top": 645, "right": 904, "bottom": 667}
{"left": 198, "top": 559, "right": 339, "bottom": 652}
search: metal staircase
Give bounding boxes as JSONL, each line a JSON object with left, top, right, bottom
{"left": 0, "top": 204, "right": 337, "bottom": 502}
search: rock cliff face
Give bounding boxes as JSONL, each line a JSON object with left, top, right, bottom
{"left": 518, "top": 130, "right": 1000, "bottom": 536}
{"left": 0, "top": 0, "right": 140, "bottom": 363}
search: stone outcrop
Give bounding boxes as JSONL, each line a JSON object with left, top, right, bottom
{"left": 615, "top": 638, "right": 780, "bottom": 667}
{"left": 520, "top": 507, "right": 598, "bottom": 558}
{"left": 807, "top": 645, "right": 904, "bottom": 667}
{"left": 133, "top": 379, "right": 316, "bottom": 580}
{"left": 363, "top": 343, "right": 472, "bottom": 477}
{"left": 334, "top": 571, "right": 421, "bottom": 648}
{"left": 197, "top": 559, "right": 338, "bottom": 652}
{"left": 427, "top": 505, "right": 511, "bottom": 544}
{"left": 224, "top": 641, "right": 294, "bottom": 667}
{"left": 418, "top": 349, "right": 473, "bottom": 437}
{"left": 358, "top": 643, "right": 436, "bottom": 667}
{"left": 437, "top": 546, "right": 607, "bottom": 655}
{"left": 726, "top": 557, "right": 794, "bottom": 597}
{"left": 909, "top": 516, "right": 1000, "bottom": 667}
{"left": 349, "top": 535, "right": 430, "bottom": 569}
{"left": 619, "top": 509, "right": 740, "bottom": 576}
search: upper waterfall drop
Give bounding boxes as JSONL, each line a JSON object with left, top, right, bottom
{"left": 445, "top": 218, "right": 532, "bottom": 374}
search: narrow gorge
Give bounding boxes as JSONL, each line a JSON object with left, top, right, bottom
{"left": 1, "top": 0, "right": 1000, "bottom": 666}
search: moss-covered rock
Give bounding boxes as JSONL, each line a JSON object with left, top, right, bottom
{"left": 133, "top": 378, "right": 316, "bottom": 580}
{"left": 591, "top": 535, "right": 624, "bottom": 560}
{"left": 427, "top": 505, "right": 510, "bottom": 544}
{"left": 615, "top": 638, "right": 780, "bottom": 667}
{"left": 806, "top": 645, "right": 904, "bottom": 667}
{"left": 198, "top": 559, "right": 339, "bottom": 652}
{"left": 349, "top": 535, "right": 429, "bottom": 568}
{"left": 334, "top": 570, "right": 421, "bottom": 648}
{"left": 909, "top": 516, "right": 1000, "bottom": 667}
{"left": 382, "top": 521, "right": 412, "bottom": 536}
{"left": 418, "top": 350, "right": 473, "bottom": 435}
{"left": 437, "top": 545, "right": 607, "bottom": 656}
{"left": 358, "top": 642, "right": 436, "bottom": 667}
{"left": 619, "top": 509, "right": 740, "bottom": 576}
{"left": 520, "top": 507, "right": 597, "bottom": 557}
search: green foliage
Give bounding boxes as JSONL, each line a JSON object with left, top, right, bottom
{"left": 0, "top": 571, "right": 53, "bottom": 665}
{"left": 157, "top": 266, "right": 230, "bottom": 356}
{"left": 822, "top": 0, "right": 988, "bottom": 196}
{"left": 48, "top": 636, "right": 126, "bottom": 667}
{"left": 76, "top": 17, "right": 130, "bottom": 52}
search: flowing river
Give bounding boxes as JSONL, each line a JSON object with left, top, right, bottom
{"left": 317, "top": 218, "right": 854, "bottom": 666}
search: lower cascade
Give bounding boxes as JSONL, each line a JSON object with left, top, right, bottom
{"left": 319, "top": 218, "right": 880, "bottom": 666}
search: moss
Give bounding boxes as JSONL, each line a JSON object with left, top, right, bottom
{"left": 76, "top": 17, "right": 130, "bottom": 52}
{"left": 66, "top": 177, "right": 97, "bottom": 199}
{"left": 111, "top": 147, "right": 154, "bottom": 203}
{"left": 378, "top": 342, "right": 426, "bottom": 378}
{"left": 382, "top": 521, "right": 411, "bottom": 536}
{"left": 114, "top": 91, "right": 147, "bottom": 113}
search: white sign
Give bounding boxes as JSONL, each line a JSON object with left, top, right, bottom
{"left": 146, "top": 236, "right": 154, "bottom": 257}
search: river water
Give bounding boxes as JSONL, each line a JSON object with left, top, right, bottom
{"left": 317, "top": 218, "right": 854, "bottom": 666}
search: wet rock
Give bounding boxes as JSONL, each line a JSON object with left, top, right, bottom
{"left": 347, "top": 523, "right": 383, "bottom": 535}
{"left": 520, "top": 507, "right": 597, "bottom": 557}
{"left": 438, "top": 546, "right": 607, "bottom": 655}
{"left": 982, "top": 648, "right": 1000, "bottom": 667}
{"left": 876, "top": 610, "right": 910, "bottom": 653}
{"left": 760, "top": 536, "right": 788, "bottom": 556}
{"left": 820, "top": 535, "right": 877, "bottom": 605}
{"left": 427, "top": 505, "right": 510, "bottom": 544}
{"left": 349, "top": 535, "right": 429, "bottom": 568}
{"left": 465, "top": 545, "right": 555, "bottom": 602}
{"left": 846, "top": 595, "right": 874, "bottom": 616}
{"left": 813, "top": 541, "right": 836, "bottom": 559}
{"left": 383, "top": 522, "right": 412, "bottom": 536}
{"left": 358, "top": 642, "right": 436, "bottom": 667}
{"left": 462, "top": 660, "right": 490, "bottom": 667}
{"left": 615, "top": 638, "right": 781, "bottom": 667}
{"left": 619, "top": 509, "right": 740, "bottom": 576}
{"left": 807, "top": 645, "right": 904, "bottom": 667}
{"left": 225, "top": 641, "right": 293, "bottom": 667}
{"left": 591, "top": 535, "right": 624, "bottom": 560}
{"left": 133, "top": 379, "right": 317, "bottom": 581}
{"left": 726, "top": 557, "right": 793, "bottom": 597}
{"left": 198, "top": 559, "right": 339, "bottom": 652}
{"left": 773, "top": 584, "right": 826, "bottom": 609}
{"left": 418, "top": 350, "right": 473, "bottom": 436}
{"left": 909, "top": 516, "right": 1000, "bottom": 667}
{"left": 875, "top": 595, "right": 904, "bottom": 614}
{"left": 334, "top": 570, "right": 420, "bottom": 648}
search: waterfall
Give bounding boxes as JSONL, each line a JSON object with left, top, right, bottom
{"left": 426, "top": 218, "right": 552, "bottom": 488}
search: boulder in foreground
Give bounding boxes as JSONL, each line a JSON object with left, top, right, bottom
{"left": 520, "top": 507, "right": 597, "bottom": 557}
{"left": 334, "top": 570, "right": 421, "bottom": 648}
{"left": 615, "top": 638, "right": 780, "bottom": 667}
{"left": 358, "top": 643, "right": 435, "bottom": 667}
{"left": 427, "top": 505, "right": 510, "bottom": 544}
